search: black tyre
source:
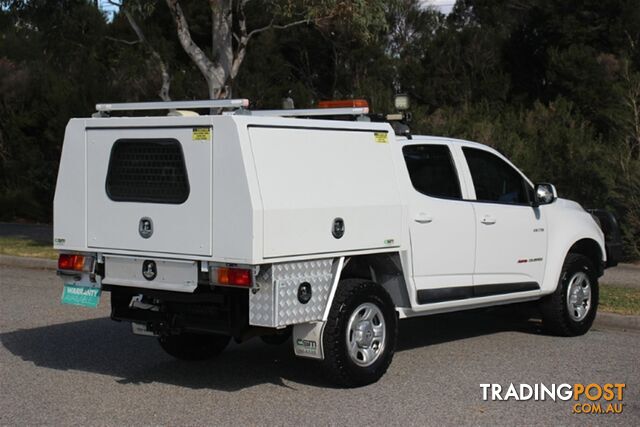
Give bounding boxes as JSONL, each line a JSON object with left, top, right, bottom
{"left": 322, "top": 279, "right": 397, "bottom": 387}
{"left": 540, "top": 253, "right": 599, "bottom": 336}
{"left": 158, "top": 333, "right": 230, "bottom": 361}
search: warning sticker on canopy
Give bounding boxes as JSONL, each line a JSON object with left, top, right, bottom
{"left": 192, "top": 127, "right": 211, "bottom": 141}
{"left": 374, "top": 132, "right": 388, "bottom": 143}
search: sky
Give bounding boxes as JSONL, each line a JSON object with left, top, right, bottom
{"left": 99, "top": 0, "right": 118, "bottom": 20}
{"left": 421, "top": 0, "right": 456, "bottom": 14}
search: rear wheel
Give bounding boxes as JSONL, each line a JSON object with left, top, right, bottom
{"left": 158, "top": 333, "right": 230, "bottom": 361}
{"left": 540, "top": 253, "right": 599, "bottom": 336}
{"left": 322, "top": 279, "right": 397, "bottom": 387}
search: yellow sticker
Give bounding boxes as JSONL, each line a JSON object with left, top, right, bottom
{"left": 374, "top": 132, "right": 388, "bottom": 143}
{"left": 192, "top": 127, "right": 211, "bottom": 141}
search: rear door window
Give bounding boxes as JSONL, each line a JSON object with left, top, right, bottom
{"left": 106, "top": 139, "right": 190, "bottom": 204}
{"left": 403, "top": 144, "right": 462, "bottom": 199}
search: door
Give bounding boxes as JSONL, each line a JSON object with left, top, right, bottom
{"left": 86, "top": 127, "right": 212, "bottom": 256}
{"left": 404, "top": 144, "right": 476, "bottom": 303}
{"left": 461, "top": 147, "right": 547, "bottom": 289}
{"left": 248, "top": 126, "right": 402, "bottom": 258}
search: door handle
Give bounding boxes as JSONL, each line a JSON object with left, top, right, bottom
{"left": 480, "top": 215, "right": 496, "bottom": 225}
{"left": 414, "top": 213, "right": 433, "bottom": 224}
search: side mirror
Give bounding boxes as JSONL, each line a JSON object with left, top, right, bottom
{"left": 533, "top": 183, "right": 557, "bottom": 207}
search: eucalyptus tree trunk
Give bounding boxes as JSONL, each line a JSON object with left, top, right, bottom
{"left": 166, "top": 0, "right": 231, "bottom": 99}
{"left": 165, "top": 0, "right": 311, "bottom": 100}
{"left": 122, "top": 9, "right": 172, "bottom": 101}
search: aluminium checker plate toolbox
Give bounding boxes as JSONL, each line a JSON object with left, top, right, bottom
{"left": 249, "top": 259, "right": 334, "bottom": 327}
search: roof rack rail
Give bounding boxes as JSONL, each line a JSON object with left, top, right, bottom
{"left": 245, "top": 107, "right": 369, "bottom": 117}
{"left": 93, "top": 99, "right": 249, "bottom": 117}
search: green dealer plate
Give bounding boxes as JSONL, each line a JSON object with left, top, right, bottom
{"left": 61, "top": 284, "right": 101, "bottom": 308}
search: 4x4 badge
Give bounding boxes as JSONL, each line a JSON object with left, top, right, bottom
{"left": 139, "top": 217, "right": 153, "bottom": 239}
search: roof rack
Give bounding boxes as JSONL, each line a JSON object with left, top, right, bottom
{"left": 246, "top": 107, "right": 369, "bottom": 118}
{"left": 92, "top": 99, "right": 369, "bottom": 120}
{"left": 93, "top": 99, "right": 249, "bottom": 117}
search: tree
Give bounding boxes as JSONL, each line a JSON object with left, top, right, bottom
{"left": 162, "top": 0, "right": 386, "bottom": 99}
{"left": 0, "top": 0, "right": 113, "bottom": 220}
{"left": 106, "top": 0, "right": 172, "bottom": 101}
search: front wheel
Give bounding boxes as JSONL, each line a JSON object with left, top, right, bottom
{"left": 158, "top": 332, "right": 230, "bottom": 361}
{"left": 540, "top": 253, "right": 599, "bottom": 336}
{"left": 322, "top": 279, "right": 397, "bottom": 387}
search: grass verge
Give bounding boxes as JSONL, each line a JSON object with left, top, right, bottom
{"left": 0, "top": 237, "right": 57, "bottom": 259}
{"left": 600, "top": 284, "right": 640, "bottom": 316}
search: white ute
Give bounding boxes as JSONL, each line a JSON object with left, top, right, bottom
{"left": 54, "top": 99, "right": 621, "bottom": 386}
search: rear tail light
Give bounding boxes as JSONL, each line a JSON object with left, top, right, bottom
{"left": 216, "top": 267, "right": 252, "bottom": 287}
{"left": 58, "top": 254, "right": 86, "bottom": 271}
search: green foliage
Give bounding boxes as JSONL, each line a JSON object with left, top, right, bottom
{"left": 0, "top": 0, "right": 639, "bottom": 259}
{"left": 416, "top": 99, "right": 613, "bottom": 204}
{"left": 610, "top": 164, "right": 640, "bottom": 259}
{"left": 273, "top": 0, "right": 388, "bottom": 42}
{"left": 1, "top": 0, "right": 113, "bottom": 221}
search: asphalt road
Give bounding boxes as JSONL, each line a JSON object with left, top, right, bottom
{"left": 0, "top": 222, "right": 52, "bottom": 244}
{"left": 1, "top": 265, "right": 638, "bottom": 426}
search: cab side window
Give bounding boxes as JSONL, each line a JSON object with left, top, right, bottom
{"left": 462, "top": 147, "right": 531, "bottom": 205}
{"left": 403, "top": 144, "right": 462, "bottom": 200}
